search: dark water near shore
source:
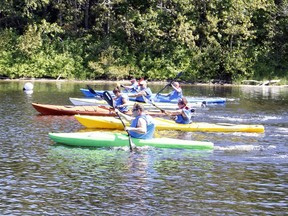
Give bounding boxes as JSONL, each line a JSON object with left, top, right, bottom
{"left": 0, "top": 81, "right": 287, "bottom": 215}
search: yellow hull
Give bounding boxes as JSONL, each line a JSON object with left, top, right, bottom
{"left": 74, "top": 115, "right": 265, "bottom": 133}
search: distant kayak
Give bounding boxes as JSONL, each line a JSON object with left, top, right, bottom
{"left": 80, "top": 88, "right": 226, "bottom": 104}
{"left": 31, "top": 103, "right": 164, "bottom": 117}
{"left": 74, "top": 115, "right": 265, "bottom": 133}
{"left": 69, "top": 97, "right": 177, "bottom": 109}
{"left": 80, "top": 88, "right": 137, "bottom": 97}
{"left": 69, "top": 97, "right": 206, "bottom": 109}
{"left": 130, "top": 95, "right": 227, "bottom": 104}
{"left": 69, "top": 97, "right": 206, "bottom": 110}
{"left": 49, "top": 131, "right": 214, "bottom": 150}
{"left": 156, "top": 95, "right": 226, "bottom": 104}
{"left": 80, "top": 88, "right": 107, "bottom": 97}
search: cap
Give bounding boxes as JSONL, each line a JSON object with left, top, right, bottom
{"left": 130, "top": 78, "right": 136, "bottom": 82}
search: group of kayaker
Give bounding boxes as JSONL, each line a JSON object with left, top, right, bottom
{"left": 128, "top": 80, "right": 153, "bottom": 103}
{"left": 121, "top": 78, "right": 139, "bottom": 92}
{"left": 111, "top": 78, "right": 194, "bottom": 140}
{"left": 122, "top": 78, "right": 183, "bottom": 102}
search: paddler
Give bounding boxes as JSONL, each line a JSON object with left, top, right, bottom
{"left": 116, "top": 103, "right": 155, "bottom": 139}
{"left": 121, "top": 78, "right": 139, "bottom": 93}
{"left": 112, "top": 87, "right": 129, "bottom": 114}
{"left": 164, "top": 97, "right": 193, "bottom": 124}
{"left": 128, "top": 80, "right": 153, "bottom": 103}
{"left": 158, "top": 81, "right": 183, "bottom": 100}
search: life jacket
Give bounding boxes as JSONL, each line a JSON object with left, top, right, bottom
{"left": 129, "top": 115, "right": 155, "bottom": 139}
{"left": 135, "top": 87, "right": 153, "bottom": 102}
{"left": 131, "top": 83, "right": 139, "bottom": 92}
{"left": 114, "top": 95, "right": 129, "bottom": 113}
{"left": 168, "top": 88, "right": 183, "bottom": 100}
{"left": 175, "top": 106, "right": 193, "bottom": 124}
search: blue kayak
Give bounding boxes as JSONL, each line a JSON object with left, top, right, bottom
{"left": 155, "top": 95, "right": 226, "bottom": 104}
{"left": 80, "top": 88, "right": 106, "bottom": 97}
{"left": 80, "top": 88, "right": 226, "bottom": 104}
{"left": 80, "top": 88, "right": 137, "bottom": 97}
{"left": 129, "top": 95, "right": 226, "bottom": 104}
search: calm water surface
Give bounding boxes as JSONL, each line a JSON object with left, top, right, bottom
{"left": 0, "top": 81, "right": 287, "bottom": 215}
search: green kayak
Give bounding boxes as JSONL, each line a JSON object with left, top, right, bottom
{"left": 49, "top": 131, "right": 214, "bottom": 150}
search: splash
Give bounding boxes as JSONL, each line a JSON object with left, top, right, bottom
{"left": 214, "top": 145, "right": 276, "bottom": 152}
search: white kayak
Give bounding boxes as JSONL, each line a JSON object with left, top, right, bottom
{"left": 69, "top": 97, "right": 206, "bottom": 109}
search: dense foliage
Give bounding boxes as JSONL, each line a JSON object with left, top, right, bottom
{"left": 0, "top": 0, "right": 287, "bottom": 83}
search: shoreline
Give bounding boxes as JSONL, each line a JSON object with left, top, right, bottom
{"left": 1, "top": 78, "right": 287, "bottom": 87}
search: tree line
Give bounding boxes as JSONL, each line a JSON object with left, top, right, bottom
{"left": 0, "top": 0, "right": 287, "bottom": 84}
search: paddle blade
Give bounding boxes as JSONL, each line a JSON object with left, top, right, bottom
{"left": 87, "top": 85, "right": 97, "bottom": 95}
{"left": 175, "top": 71, "right": 183, "bottom": 80}
{"left": 103, "top": 91, "right": 115, "bottom": 108}
{"left": 156, "top": 71, "right": 184, "bottom": 97}
{"left": 169, "top": 71, "right": 184, "bottom": 85}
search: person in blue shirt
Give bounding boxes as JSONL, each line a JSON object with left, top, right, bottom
{"left": 122, "top": 78, "right": 139, "bottom": 93}
{"left": 158, "top": 82, "right": 183, "bottom": 100}
{"left": 164, "top": 97, "right": 193, "bottom": 124}
{"left": 112, "top": 87, "right": 129, "bottom": 114}
{"left": 129, "top": 80, "right": 153, "bottom": 102}
{"left": 116, "top": 103, "right": 155, "bottom": 139}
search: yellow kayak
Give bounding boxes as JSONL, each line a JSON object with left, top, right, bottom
{"left": 74, "top": 115, "right": 265, "bottom": 133}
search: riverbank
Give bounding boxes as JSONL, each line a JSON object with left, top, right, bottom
{"left": 1, "top": 77, "right": 288, "bottom": 87}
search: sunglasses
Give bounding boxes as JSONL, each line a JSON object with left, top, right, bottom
{"left": 132, "top": 108, "right": 138, "bottom": 112}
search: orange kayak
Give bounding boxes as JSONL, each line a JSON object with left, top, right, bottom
{"left": 31, "top": 103, "right": 164, "bottom": 116}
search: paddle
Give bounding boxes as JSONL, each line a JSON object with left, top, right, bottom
{"left": 142, "top": 96, "right": 175, "bottom": 120}
{"left": 87, "top": 85, "right": 102, "bottom": 98}
{"left": 102, "top": 91, "right": 134, "bottom": 151}
{"left": 156, "top": 71, "right": 183, "bottom": 97}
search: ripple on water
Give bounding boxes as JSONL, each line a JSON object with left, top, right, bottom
{"left": 1, "top": 82, "right": 287, "bottom": 215}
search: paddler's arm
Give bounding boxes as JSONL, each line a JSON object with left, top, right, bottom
{"left": 128, "top": 90, "right": 146, "bottom": 98}
{"left": 116, "top": 109, "right": 133, "bottom": 122}
{"left": 159, "top": 108, "right": 179, "bottom": 116}
{"left": 161, "top": 110, "right": 178, "bottom": 120}
{"left": 171, "top": 84, "right": 181, "bottom": 93}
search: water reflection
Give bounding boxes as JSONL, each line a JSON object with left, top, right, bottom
{"left": 240, "top": 85, "right": 288, "bottom": 100}
{"left": 46, "top": 146, "right": 215, "bottom": 214}
{"left": 23, "top": 90, "right": 33, "bottom": 95}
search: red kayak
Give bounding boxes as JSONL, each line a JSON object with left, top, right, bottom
{"left": 31, "top": 103, "right": 164, "bottom": 116}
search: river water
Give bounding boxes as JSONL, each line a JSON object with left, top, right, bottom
{"left": 0, "top": 80, "right": 287, "bottom": 215}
